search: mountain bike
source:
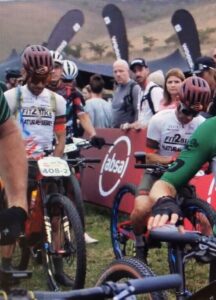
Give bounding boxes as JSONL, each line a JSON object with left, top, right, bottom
{"left": 97, "top": 230, "right": 216, "bottom": 299}
{"left": 11, "top": 156, "right": 86, "bottom": 291}
{"left": 63, "top": 138, "right": 111, "bottom": 229}
{"left": 111, "top": 152, "right": 216, "bottom": 282}
{"left": 0, "top": 268, "right": 182, "bottom": 299}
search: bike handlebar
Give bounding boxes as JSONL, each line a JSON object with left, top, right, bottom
{"left": 150, "top": 229, "right": 216, "bottom": 251}
{"left": 0, "top": 274, "right": 182, "bottom": 299}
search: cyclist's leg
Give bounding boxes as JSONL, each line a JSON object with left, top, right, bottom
{"left": 130, "top": 173, "right": 157, "bottom": 260}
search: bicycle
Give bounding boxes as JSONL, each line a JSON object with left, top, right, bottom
{"left": 63, "top": 138, "right": 111, "bottom": 229}
{"left": 0, "top": 269, "right": 182, "bottom": 299}
{"left": 110, "top": 152, "right": 216, "bottom": 283}
{"left": 10, "top": 155, "right": 86, "bottom": 291}
{"left": 97, "top": 230, "right": 216, "bottom": 299}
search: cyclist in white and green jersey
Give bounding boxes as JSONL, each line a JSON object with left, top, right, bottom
{"left": 147, "top": 77, "right": 212, "bottom": 230}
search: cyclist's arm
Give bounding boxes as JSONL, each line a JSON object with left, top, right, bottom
{"left": 78, "top": 112, "right": 96, "bottom": 138}
{"left": 0, "top": 117, "right": 28, "bottom": 212}
{"left": 146, "top": 138, "right": 174, "bottom": 165}
{"left": 54, "top": 129, "right": 66, "bottom": 157}
{"left": 146, "top": 112, "right": 174, "bottom": 165}
{"left": 54, "top": 94, "right": 66, "bottom": 157}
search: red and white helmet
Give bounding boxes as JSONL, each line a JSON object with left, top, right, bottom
{"left": 22, "top": 45, "right": 53, "bottom": 76}
{"left": 179, "top": 76, "right": 211, "bottom": 112}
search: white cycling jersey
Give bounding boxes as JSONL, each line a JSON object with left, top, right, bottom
{"left": 147, "top": 109, "right": 205, "bottom": 156}
{"left": 4, "top": 85, "right": 66, "bottom": 153}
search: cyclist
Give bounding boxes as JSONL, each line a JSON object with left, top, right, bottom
{"left": 146, "top": 77, "right": 212, "bottom": 230}
{"left": 4, "top": 45, "right": 66, "bottom": 158}
{"left": 57, "top": 59, "right": 106, "bottom": 147}
{"left": 4, "top": 45, "right": 74, "bottom": 286}
{"left": 47, "top": 50, "right": 64, "bottom": 92}
{"left": 130, "top": 76, "right": 209, "bottom": 259}
{"left": 59, "top": 60, "right": 105, "bottom": 244}
{"left": 0, "top": 88, "right": 28, "bottom": 270}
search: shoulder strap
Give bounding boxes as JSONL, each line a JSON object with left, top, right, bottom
{"left": 140, "top": 85, "right": 159, "bottom": 115}
{"left": 50, "top": 91, "right": 57, "bottom": 113}
{"left": 15, "top": 86, "right": 22, "bottom": 116}
{"left": 123, "top": 81, "right": 137, "bottom": 113}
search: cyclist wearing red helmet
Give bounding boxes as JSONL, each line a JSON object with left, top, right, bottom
{"left": 146, "top": 77, "right": 214, "bottom": 230}
{"left": 3, "top": 45, "right": 70, "bottom": 286}
{"left": 4, "top": 45, "right": 66, "bottom": 158}
{"left": 130, "top": 76, "right": 211, "bottom": 259}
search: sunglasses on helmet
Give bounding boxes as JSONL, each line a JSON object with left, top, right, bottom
{"left": 179, "top": 103, "right": 199, "bottom": 118}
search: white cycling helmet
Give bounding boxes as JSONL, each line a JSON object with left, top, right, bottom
{"left": 49, "top": 50, "right": 63, "bottom": 65}
{"left": 62, "top": 60, "right": 78, "bottom": 81}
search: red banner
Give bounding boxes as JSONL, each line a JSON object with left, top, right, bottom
{"left": 81, "top": 129, "right": 216, "bottom": 213}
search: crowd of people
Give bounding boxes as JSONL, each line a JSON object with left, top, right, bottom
{"left": 0, "top": 43, "right": 216, "bottom": 286}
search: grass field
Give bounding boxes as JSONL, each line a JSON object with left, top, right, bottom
{"left": 14, "top": 202, "right": 211, "bottom": 299}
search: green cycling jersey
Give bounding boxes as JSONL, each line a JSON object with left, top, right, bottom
{"left": 0, "top": 88, "right": 10, "bottom": 125}
{"left": 161, "top": 116, "right": 216, "bottom": 190}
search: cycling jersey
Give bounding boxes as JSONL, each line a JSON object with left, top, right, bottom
{"left": 147, "top": 109, "right": 205, "bottom": 156}
{"left": 161, "top": 117, "right": 216, "bottom": 190}
{"left": 54, "top": 84, "right": 85, "bottom": 138}
{"left": 0, "top": 88, "right": 10, "bottom": 125}
{"left": 4, "top": 85, "right": 66, "bottom": 153}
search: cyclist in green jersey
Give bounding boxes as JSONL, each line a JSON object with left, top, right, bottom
{"left": 146, "top": 76, "right": 212, "bottom": 230}
{"left": 0, "top": 88, "right": 28, "bottom": 269}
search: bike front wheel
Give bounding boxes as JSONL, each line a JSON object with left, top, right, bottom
{"left": 111, "top": 183, "right": 137, "bottom": 259}
{"left": 96, "top": 257, "right": 167, "bottom": 300}
{"left": 44, "top": 194, "right": 86, "bottom": 291}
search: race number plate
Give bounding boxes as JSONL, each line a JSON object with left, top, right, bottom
{"left": 38, "top": 157, "right": 71, "bottom": 177}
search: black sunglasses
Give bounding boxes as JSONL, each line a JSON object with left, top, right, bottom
{"left": 179, "top": 103, "right": 199, "bottom": 117}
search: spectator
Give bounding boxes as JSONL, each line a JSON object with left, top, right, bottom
{"left": 85, "top": 74, "right": 112, "bottom": 128}
{"left": 82, "top": 84, "right": 91, "bottom": 102}
{"left": 112, "top": 59, "right": 141, "bottom": 128}
{"left": 129, "top": 58, "right": 163, "bottom": 129}
{"left": 159, "top": 68, "right": 185, "bottom": 111}
{"left": 211, "top": 47, "right": 216, "bottom": 63}
{"left": 193, "top": 56, "right": 216, "bottom": 117}
{"left": 55, "top": 60, "right": 105, "bottom": 244}
{"left": 5, "top": 68, "right": 23, "bottom": 90}
{"left": 147, "top": 70, "right": 165, "bottom": 88}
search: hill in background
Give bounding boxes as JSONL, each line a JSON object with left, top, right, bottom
{"left": 0, "top": 0, "right": 215, "bottom": 63}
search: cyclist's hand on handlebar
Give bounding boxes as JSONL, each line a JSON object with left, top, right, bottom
{"left": 0, "top": 206, "right": 27, "bottom": 245}
{"left": 90, "top": 136, "right": 106, "bottom": 149}
{"left": 147, "top": 196, "right": 184, "bottom": 231}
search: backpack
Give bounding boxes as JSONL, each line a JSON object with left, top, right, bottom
{"left": 140, "top": 85, "right": 159, "bottom": 115}
{"left": 123, "top": 81, "right": 138, "bottom": 115}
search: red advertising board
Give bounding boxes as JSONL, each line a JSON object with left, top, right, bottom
{"left": 81, "top": 128, "right": 216, "bottom": 213}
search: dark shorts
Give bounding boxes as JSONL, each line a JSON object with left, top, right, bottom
{"left": 136, "top": 171, "right": 159, "bottom": 196}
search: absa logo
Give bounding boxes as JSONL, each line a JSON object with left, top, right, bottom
{"left": 99, "top": 136, "right": 131, "bottom": 197}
